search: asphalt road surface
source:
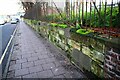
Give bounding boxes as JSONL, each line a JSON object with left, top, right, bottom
{"left": 0, "top": 23, "right": 17, "bottom": 55}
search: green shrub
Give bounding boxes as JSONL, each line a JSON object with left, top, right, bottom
{"left": 31, "top": 20, "right": 38, "bottom": 25}
{"left": 50, "top": 23, "right": 67, "bottom": 28}
{"left": 58, "top": 24, "right": 67, "bottom": 28}
{"left": 76, "top": 29, "right": 94, "bottom": 35}
{"left": 50, "top": 23, "right": 58, "bottom": 27}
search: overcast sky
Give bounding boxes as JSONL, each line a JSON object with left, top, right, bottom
{"left": 0, "top": 0, "right": 119, "bottom": 15}
{"left": 0, "top": 0, "right": 23, "bottom": 15}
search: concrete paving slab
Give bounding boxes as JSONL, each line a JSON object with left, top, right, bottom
{"left": 6, "top": 22, "right": 86, "bottom": 79}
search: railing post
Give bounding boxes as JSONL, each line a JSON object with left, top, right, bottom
{"left": 104, "top": 0, "right": 107, "bottom": 27}
{"left": 94, "top": 0, "right": 96, "bottom": 27}
{"left": 71, "top": 0, "right": 73, "bottom": 20}
{"left": 78, "top": 1, "right": 81, "bottom": 24}
{"left": 81, "top": 0, "right": 84, "bottom": 27}
{"left": 110, "top": 0, "right": 113, "bottom": 27}
{"left": 86, "top": 0, "right": 87, "bottom": 27}
{"left": 99, "top": 0, "right": 101, "bottom": 27}
{"left": 90, "top": 1, "right": 92, "bottom": 27}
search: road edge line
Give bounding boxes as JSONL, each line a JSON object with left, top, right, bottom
{"left": 2, "top": 23, "right": 19, "bottom": 78}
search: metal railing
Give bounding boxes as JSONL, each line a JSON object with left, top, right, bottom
{"left": 21, "top": 0, "right": 120, "bottom": 38}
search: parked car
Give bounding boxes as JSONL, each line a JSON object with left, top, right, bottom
{"left": 16, "top": 18, "right": 19, "bottom": 22}
{"left": 0, "top": 16, "right": 5, "bottom": 25}
{"left": 10, "top": 18, "right": 18, "bottom": 24}
{"left": 5, "top": 15, "right": 11, "bottom": 22}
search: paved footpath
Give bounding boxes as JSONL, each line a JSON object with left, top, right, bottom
{"left": 6, "top": 21, "right": 86, "bottom": 78}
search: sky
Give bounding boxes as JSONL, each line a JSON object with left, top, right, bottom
{"left": 48, "top": 0, "right": 119, "bottom": 7}
{"left": 0, "top": 0, "right": 119, "bottom": 15}
{"left": 0, "top": 0, "right": 23, "bottom": 15}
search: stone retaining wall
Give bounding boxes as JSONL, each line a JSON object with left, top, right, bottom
{"left": 24, "top": 19, "right": 120, "bottom": 78}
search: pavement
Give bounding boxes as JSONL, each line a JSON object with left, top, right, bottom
{"left": 6, "top": 21, "right": 86, "bottom": 78}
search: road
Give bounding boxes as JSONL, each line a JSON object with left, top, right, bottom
{"left": 0, "top": 23, "right": 17, "bottom": 55}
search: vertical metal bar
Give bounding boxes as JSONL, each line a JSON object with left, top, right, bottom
{"left": 90, "top": 0, "right": 92, "bottom": 27}
{"left": 79, "top": 1, "right": 81, "bottom": 24}
{"left": 40, "top": 3, "right": 42, "bottom": 21}
{"left": 46, "top": 2, "right": 48, "bottom": 16}
{"left": 37, "top": 3, "right": 38, "bottom": 20}
{"left": 43, "top": 3, "right": 45, "bottom": 18}
{"left": 110, "top": 0, "right": 113, "bottom": 27}
{"left": 99, "top": 0, "right": 101, "bottom": 12}
{"left": 86, "top": 0, "right": 87, "bottom": 27}
{"left": 69, "top": 1, "right": 71, "bottom": 20}
{"left": 68, "top": 0, "right": 70, "bottom": 20}
{"left": 43, "top": 3, "right": 46, "bottom": 17}
{"left": 67, "top": 0, "right": 70, "bottom": 20}
{"left": 71, "top": 0, "right": 73, "bottom": 20}
{"left": 94, "top": 0, "right": 96, "bottom": 27}
{"left": 52, "top": 0, "right": 53, "bottom": 22}
{"left": 81, "top": 0, "right": 84, "bottom": 27}
{"left": 99, "top": 0, "right": 101, "bottom": 27}
{"left": 104, "top": 0, "right": 107, "bottom": 27}
{"left": 38, "top": 2, "right": 40, "bottom": 20}
{"left": 45, "top": 3, "right": 47, "bottom": 16}
{"left": 116, "top": 0, "right": 120, "bottom": 28}
{"left": 73, "top": 1, "right": 75, "bottom": 21}
{"left": 76, "top": 0, "right": 78, "bottom": 20}
{"left": 70, "top": 0, "right": 71, "bottom": 20}
{"left": 70, "top": 1, "right": 71, "bottom": 20}
{"left": 118, "top": 1, "right": 120, "bottom": 14}
{"left": 65, "top": 0, "right": 67, "bottom": 20}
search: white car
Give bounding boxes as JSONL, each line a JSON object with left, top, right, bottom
{"left": 0, "top": 19, "right": 5, "bottom": 25}
{"left": 0, "top": 16, "right": 5, "bottom": 25}
{"left": 10, "top": 19, "right": 17, "bottom": 24}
